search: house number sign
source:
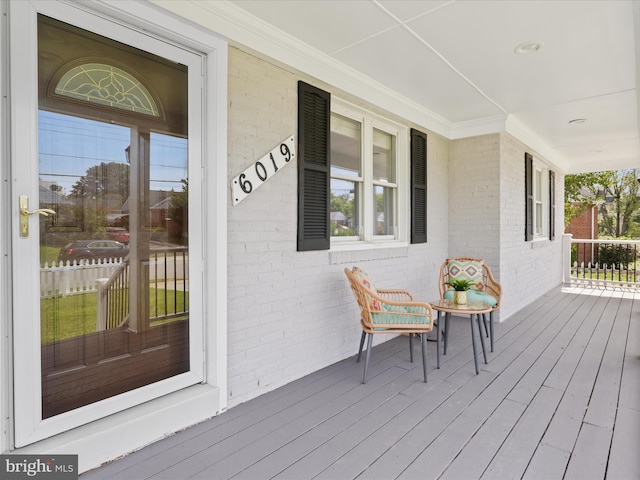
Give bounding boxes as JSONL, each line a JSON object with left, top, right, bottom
{"left": 232, "top": 135, "right": 296, "bottom": 206}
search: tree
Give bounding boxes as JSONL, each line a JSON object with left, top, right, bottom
{"left": 168, "top": 179, "right": 188, "bottom": 244}
{"left": 596, "top": 170, "right": 640, "bottom": 237}
{"left": 565, "top": 169, "right": 640, "bottom": 237}
{"left": 70, "top": 162, "right": 130, "bottom": 202}
{"left": 564, "top": 172, "right": 600, "bottom": 227}
{"left": 69, "top": 162, "right": 130, "bottom": 233}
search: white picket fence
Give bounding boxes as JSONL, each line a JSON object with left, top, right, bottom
{"left": 40, "top": 258, "right": 126, "bottom": 299}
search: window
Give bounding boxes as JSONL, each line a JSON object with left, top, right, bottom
{"left": 535, "top": 167, "right": 544, "bottom": 236}
{"left": 297, "top": 81, "right": 426, "bottom": 251}
{"left": 37, "top": 15, "right": 193, "bottom": 422}
{"left": 329, "top": 101, "right": 404, "bottom": 244}
{"left": 525, "top": 152, "right": 555, "bottom": 241}
{"left": 330, "top": 113, "right": 361, "bottom": 239}
{"left": 55, "top": 63, "right": 160, "bottom": 116}
{"left": 372, "top": 128, "right": 396, "bottom": 237}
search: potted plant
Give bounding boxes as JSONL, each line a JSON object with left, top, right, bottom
{"left": 447, "top": 278, "right": 474, "bottom": 305}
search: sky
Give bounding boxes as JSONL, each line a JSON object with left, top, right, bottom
{"left": 38, "top": 110, "right": 188, "bottom": 196}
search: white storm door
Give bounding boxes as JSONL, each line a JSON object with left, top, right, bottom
{"left": 10, "top": 0, "right": 205, "bottom": 447}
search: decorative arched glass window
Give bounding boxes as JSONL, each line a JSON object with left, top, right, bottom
{"left": 55, "top": 63, "right": 160, "bottom": 116}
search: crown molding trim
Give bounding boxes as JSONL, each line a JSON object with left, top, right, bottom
{"left": 506, "top": 115, "right": 569, "bottom": 172}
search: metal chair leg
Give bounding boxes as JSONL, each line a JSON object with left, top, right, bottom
{"left": 490, "top": 311, "right": 494, "bottom": 352}
{"left": 409, "top": 333, "right": 414, "bottom": 362}
{"left": 436, "top": 310, "right": 441, "bottom": 369}
{"left": 482, "top": 313, "right": 489, "bottom": 338}
{"left": 421, "top": 333, "right": 428, "bottom": 383}
{"left": 470, "top": 314, "right": 479, "bottom": 374}
{"left": 357, "top": 330, "right": 366, "bottom": 362}
{"left": 363, "top": 333, "right": 373, "bottom": 383}
{"left": 444, "top": 313, "right": 451, "bottom": 355}
{"left": 477, "top": 314, "right": 488, "bottom": 365}
{"left": 477, "top": 314, "right": 485, "bottom": 337}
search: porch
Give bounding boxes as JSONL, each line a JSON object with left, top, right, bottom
{"left": 80, "top": 284, "right": 639, "bottom": 480}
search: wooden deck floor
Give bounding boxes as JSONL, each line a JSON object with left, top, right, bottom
{"left": 81, "top": 285, "right": 640, "bottom": 480}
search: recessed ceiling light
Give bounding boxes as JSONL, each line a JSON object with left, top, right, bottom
{"left": 514, "top": 41, "right": 544, "bottom": 54}
{"left": 568, "top": 118, "right": 587, "bottom": 125}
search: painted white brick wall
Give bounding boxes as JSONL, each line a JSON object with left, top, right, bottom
{"left": 449, "top": 134, "right": 501, "bottom": 266}
{"left": 448, "top": 133, "right": 564, "bottom": 320}
{"left": 499, "top": 133, "right": 564, "bottom": 318}
{"left": 227, "top": 48, "right": 449, "bottom": 407}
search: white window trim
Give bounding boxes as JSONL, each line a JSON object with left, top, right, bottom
{"left": 330, "top": 98, "right": 408, "bottom": 249}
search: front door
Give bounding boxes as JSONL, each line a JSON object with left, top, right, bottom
{"left": 10, "top": 2, "right": 205, "bottom": 446}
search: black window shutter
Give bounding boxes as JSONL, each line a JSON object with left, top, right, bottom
{"left": 549, "top": 170, "right": 556, "bottom": 240}
{"left": 525, "top": 152, "right": 534, "bottom": 241}
{"left": 297, "top": 81, "right": 330, "bottom": 251}
{"left": 411, "top": 129, "right": 428, "bottom": 244}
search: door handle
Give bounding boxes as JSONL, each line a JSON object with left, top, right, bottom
{"left": 19, "top": 195, "right": 55, "bottom": 238}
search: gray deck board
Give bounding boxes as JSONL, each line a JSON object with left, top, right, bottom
{"left": 80, "top": 286, "right": 639, "bottom": 480}
{"left": 481, "top": 385, "right": 564, "bottom": 480}
{"left": 607, "top": 405, "right": 640, "bottom": 479}
{"left": 564, "top": 422, "right": 611, "bottom": 480}
{"left": 438, "top": 398, "right": 526, "bottom": 480}
{"left": 603, "top": 290, "right": 640, "bottom": 480}
{"left": 583, "top": 294, "right": 631, "bottom": 430}
{"left": 522, "top": 292, "right": 622, "bottom": 479}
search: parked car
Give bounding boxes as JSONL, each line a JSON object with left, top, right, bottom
{"left": 58, "top": 240, "right": 129, "bottom": 263}
{"left": 105, "top": 227, "right": 130, "bottom": 244}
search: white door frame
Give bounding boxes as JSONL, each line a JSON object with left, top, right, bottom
{"left": 2, "top": 0, "right": 227, "bottom": 468}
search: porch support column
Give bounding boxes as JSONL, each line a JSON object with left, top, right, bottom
{"left": 563, "top": 233, "right": 573, "bottom": 284}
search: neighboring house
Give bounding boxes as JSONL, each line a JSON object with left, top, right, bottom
{"left": 121, "top": 190, "right": 173, "bottom": 228}
{"left": 566, "top": 203, "right": 599, "bottom": 264}
{"left": 330, "top": 211, "right": 347, "bottom": 233}
{"left": 150, "top": 195, "right": 172, "bottom": 229}
{"left": 1, "top": 0, "right": 633, "bottom": 474}
{"left": 39, "top": 183, "right": 72, "bottom": 208}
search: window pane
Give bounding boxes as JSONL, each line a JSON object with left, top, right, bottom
{"left": 536, "top": 203, "right": 543, "bottom": 235}
{"left": 535, "top": 169, "right": 542, "bottom": 200}
{"left": 331, "top": 113, "right": 361, "bottom": 177}
{"left": 55, "top": 63, "right": 160, "bottom": 116}
{"left": 374, "top": 185, "right": 395, "bottom": 235}
{"left": 373, "top": 129, "right": 395, "bottom": 183}
{"left": 37, "top": 16, "right": 190, "bottom": 418}
{"left": 331, "top": 178, "right": 359, "bottom": 237}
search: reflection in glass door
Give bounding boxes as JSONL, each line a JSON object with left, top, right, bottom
{"left": 37, "top": 15, "right": 190, "bottom": 418}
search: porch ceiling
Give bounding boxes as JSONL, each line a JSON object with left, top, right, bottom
{"left": 219, "top": 1, "right": 640, "bottom": 174}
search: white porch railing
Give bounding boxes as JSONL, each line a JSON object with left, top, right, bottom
{"left": 40, "top": 258, "right": 125, "bottom": 299}
{"left": 563, "top": 234, "right": 640, "bottom": 288}
{"left": 96, "top": 259, "right": 130, "bottom": 331}
{"left": 42, "top": 248, "right": 189, "bottom": 332}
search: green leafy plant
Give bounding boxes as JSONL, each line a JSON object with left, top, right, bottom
{"left": 446, "top": 278, "right": 474, "bottom": 291}
{"left": 597, "top": 240, "right": 637, "bottom": 270}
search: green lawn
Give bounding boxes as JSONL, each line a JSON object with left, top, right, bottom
{"left": 41, "top": 245, "right": 62, "bottom": 266}
{"left": 41, "top": 292, "right": 99, "bottom": 342}
{"left": 41, "top": 288, "right": 188, "bottom": 343}
{"left": 572, "top": 270, "right": 639, "bottom": 283}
